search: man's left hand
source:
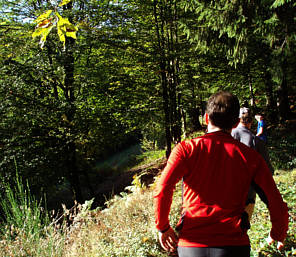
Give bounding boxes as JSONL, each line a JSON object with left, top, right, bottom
{"left": 158, "top": 227, "right": 178, "bottom": 252}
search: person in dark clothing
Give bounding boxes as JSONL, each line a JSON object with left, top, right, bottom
{"left": 232, "top": 107, "right": 274, "bottom": 220}
{"left": 154, "top": 92, "right": 288, "bottom": 257}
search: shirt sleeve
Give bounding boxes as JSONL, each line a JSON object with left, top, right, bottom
{"left": 231, "top": 130, "right": 239, "bottom": 140}
{"left": 252, "top": 157, "right": 289, "bottom": 242}
{"left": 154, "top": 142, "right": 189, "bottom": 231}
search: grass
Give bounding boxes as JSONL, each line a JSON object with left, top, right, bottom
{"left": 0, "top": 126, "right": 295, "bottom": 256}
{"left": 61, "top": 182, "right": 183, "bottom": 257}
{"left": 59, "top": 170, "right": 296, "bottom": 257}
{"left": 248, "top": 169, "right": 296, "bottom": 257}
{"left": 0, "top": 172, "right": 65, "bottom": 257}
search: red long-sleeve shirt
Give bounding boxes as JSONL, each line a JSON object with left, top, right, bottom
{"left": 154, "top": 131, "right": 288, "bottom": 247}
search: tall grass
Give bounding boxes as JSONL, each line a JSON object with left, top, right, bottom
{"left": 248, "top": 169, "right": 296, "bottom": 256}
{"left": 61, "top": 170, "right": 296, "bottom": 257}
{"left": 0, "top": 171, "right": 65, "bottom": 257}
{"left": 63, "top": 181, "right": 183, "bottom": 257}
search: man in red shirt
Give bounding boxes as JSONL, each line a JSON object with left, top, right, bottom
{"left": 154, "top": 91, "right": 288, "bottom": 257}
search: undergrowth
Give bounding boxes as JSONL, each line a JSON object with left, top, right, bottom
{"left": 0, "top": 172, "right": 65, "bottom": 257}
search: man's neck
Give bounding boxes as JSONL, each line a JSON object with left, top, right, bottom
{"left": 207, "top": 123, "right": 231, "bottom": 134}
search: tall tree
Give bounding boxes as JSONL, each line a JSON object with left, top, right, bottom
{"left": 179, "top": 0, "right": 295, "bottom": 120}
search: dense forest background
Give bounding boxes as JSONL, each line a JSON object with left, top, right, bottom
{"left": 0, "top": 0, "right": 295, "bottom": 209}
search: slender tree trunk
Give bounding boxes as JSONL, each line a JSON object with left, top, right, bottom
{"left": 62, "top": 2, "right": 83, "bottom": 202}
{"left": 181, "top": 106, "right": 187, "bottom": 138}
{"left": 190, "top": 81, "right": 202, "bottom": 131}
{"left": 264, "top": 70, "right": 278, "bottom": 123}
{"left": 161, "top": 62, "right": 172, "bottom": 158}
{"left": 63, "top": 43, "right": 83, "bottom": 203}
{"left": 153, "top": 0, "right": 182, "bottom": 155}
{"left": 171, "top": 0, "right": 182, "bottom": 143}
{"left": 277, "top": 57, "right": 291, "bottom": 121}
{"left": 153, "top": 0, "right": 172, "bottom": 158}
{"left": 248, "top": 75, "right": 255, "bottom": 107}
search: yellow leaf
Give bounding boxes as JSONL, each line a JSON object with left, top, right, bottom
{"left": 56, "top": 13, "right": 72, "bottom": 27}
{"left": 58, "top": 0, "right": 72, "bottom": 7}
{"left": 55, "top": 12, "right": 63, "bottom": 20}
{"left": 36, "top": 17, "right": 53, "bottom": 28}
{"left": 32, "top": 24, "right": 53, "bottom": 39}
{"left": 41, "top": 25, "right": 53, "bottom": 39}
{"left": 66, "top": 31, "right": 77, "bottom": 39}
{"left": 142, "top": 237, "right": 149, "bottom": 243}
{"left": 57, "top": 27, "right": 66, "bottom": 45}
{"left": 32, "top": 27, "right": 45, "bottom": 38}
{"left": 34, "top": 10, "right": 53, "bottom": 24}
{"left": 56, "top": 12, "right": 78, "bottom": 42}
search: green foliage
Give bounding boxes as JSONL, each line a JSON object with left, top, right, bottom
{"left": 0, "top": 172, "right": 45, "bottom": 239}
{"left": 271, "top": 0, "right": 294, "bottom": 9}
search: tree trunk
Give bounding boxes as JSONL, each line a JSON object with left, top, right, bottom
{"left": 153, "top": 0, "right": 182, "bottom": 156}
{"left": 62, "top": 3, "right": 83, "bottom": 202}
{"left": 65, "top": 141, "right": 83, "bottom": 203}
{"left": 277, "top": 58, "right": 291, "bottom": 122}
{"left": 264, "top": 70, "right": 278, "bottom": 123}
{"left": 189, "top": 81, "right": 202, "bottom": 131}
{"left": 153, "top": 0, "right": 172, "bottom": 158}
{"left": 248, "top": 75, "right": 256, "bottom": 107}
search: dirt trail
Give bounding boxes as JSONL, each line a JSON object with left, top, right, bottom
{"left": 92, "top": 157, "right": 167, "bottom": 207}
{"left": 47, "top": 157, "right": 167, "bottom": 211}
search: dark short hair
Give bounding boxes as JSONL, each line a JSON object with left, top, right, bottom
{"left": 239, "top": 107, "right": 252, "bottom": 124}
{"left": 206, "top": 91, "right": 240, "bottom": 130}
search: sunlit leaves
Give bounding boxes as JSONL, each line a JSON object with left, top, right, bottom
{"left": 32, "top": 13, "right": 54, "bottom": 48}
{"left": 32, "top": 1, "right": 78, "bottom": 48}
{"left": 59, "top": 0, "right": 72, "bottom": 7}
{"left": 34, "top": 10, "right": 53, "bottom": 24}
{"left": 32, "top": 25, "right": 54, "bottom": 48}
{"left": 56, "top": 12, "right": 78, "bottom": 45}
{"left": 271, "top": 0, "right": 293, "bottom": 9}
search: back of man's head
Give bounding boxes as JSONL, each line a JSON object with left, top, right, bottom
{"left": 239, "top": 107, "right": 252, "bottom": 125}
{"left": 206, "top": 91, "right": 240, "bottom": 130}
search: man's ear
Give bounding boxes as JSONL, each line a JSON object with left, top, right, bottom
{"left": 232, "top": 118, "right": 240, "bottom": 129}
{"left": 205, "top": 113, "right": 209, "bottom": 125}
